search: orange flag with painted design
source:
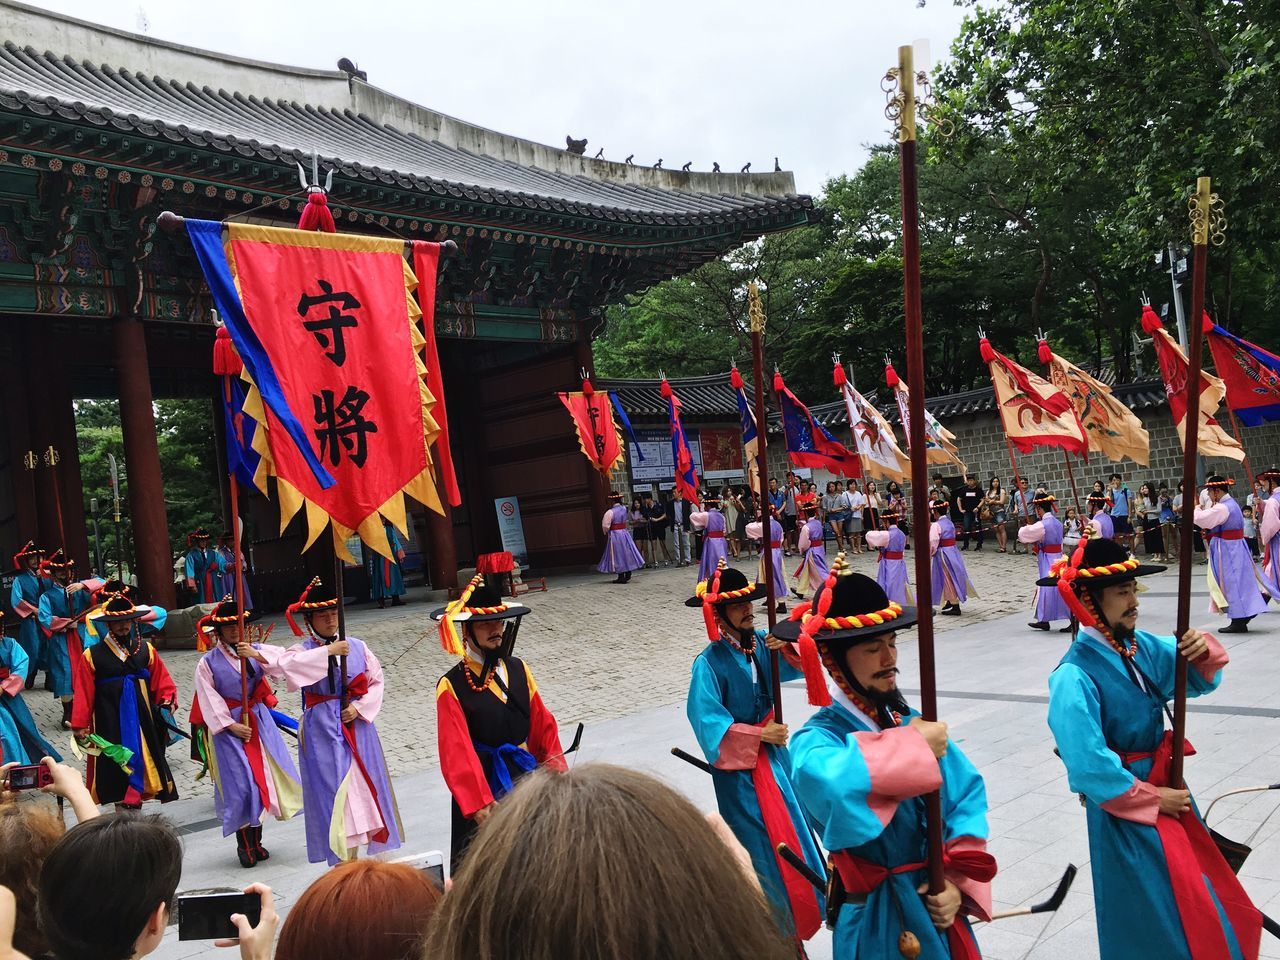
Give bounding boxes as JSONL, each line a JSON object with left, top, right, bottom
{"left": 1037, "top": 338, "right": 1149, "bottom": 466}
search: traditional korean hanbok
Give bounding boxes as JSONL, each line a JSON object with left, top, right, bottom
{"left": 37, "top": 579, "right": 101, "bottom": 699}
{"left": 692, "top": 507, "right": 729, "bottom": 582}
{"left": 792, "top": 515, "right": 829, "bottom": 598}
{"left": 1260, "top": 492, "right": 1280, "bottom": 596}
{"left": 184, "top": 543, "right": 224, "bottom": 603}
{"left": 1017, "top": 511, "right": 1071, "bottom": 624}
{"left": 1194, "top": 490, "right": 1269, "bottom": 623}
{"left": 687, "top": 628, "right": 825, "bottom": 940}
{"left": 0, "top": 636, "right": 60, "bottom": 764}
{"left": 9, "top": 564, "right": 50, "bottom": 676}
{"left": 364, "top": 524, "right": 405, "bottom": 602}
{"left": 216, "top": 544, "right": 255, "bottom": 610}
{"left": 865, "top": 522, "right": 912, "bottom": 606}
{"left": 930, "top": 513, "right": 975, "bottom": 605}
{"left": 597, "top": 501, "right": 645, "bottom": 574}
{"left": 1088, "top": 509, "right": 1115, "bottom": 540}
{"left": 746, "top": 517, "right": 787, "bottom": 597}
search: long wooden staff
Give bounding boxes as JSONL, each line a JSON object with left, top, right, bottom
{"left": 892, "top": 43, "right": 945, "bottom": 897}
{"left": 1172, "top": 176, "right": 1221, "bottom": 786}
{"left": 213, "top": 337, "right": 252, "bottom": 722}
{"left": 747, "top": 283, "right": 781, "bottom": 720}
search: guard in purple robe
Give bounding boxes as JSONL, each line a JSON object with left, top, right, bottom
{"left": 1087, "top": 492, "right": 1115, "bottom": 540}
{"left": 598, "top": 490, "right": 645, "bottom": 584}
{"left": 745, "top": 509, "right": 787, "bottom": 613}
{"left": 864, "top": 509, "right": 912, "bottom": 606}
{"left": 1019, "top": 493, "right": 1072, "bottom": 632}
{"left": 193, "top": 598, "right": 302, "bottom": 868}
{"left": 263, "top": 578, "right": 402, "bottom": 865}
{"left": 790, "top": 503, "right": 829, "bottom": 600}
{"left": 930, "top": 499, "right": 975, "bottom": 616}
{"left": 692, "top": 495, "right": 728, "bottom": 583}
{"left": 1193, "top": 475, "right": 1271, "bottom": 633}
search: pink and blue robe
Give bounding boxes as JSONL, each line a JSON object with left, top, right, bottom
{"left": 598, "top": 503, "right": 645, "bottom": 574}
{"left": 9, "top": 570, "right": 51, "bottom": 675}
{"left": 1260, "top": 496, "right": 1280, "bottom": 597}
{"left": 184, "top": 546, "right": 224, "bottom": 604}
{"left": 692, "top": 509, "right": 729, "bottom": 582}
{"left": 1018, "top": 513, "right": 1071, "bottom": 623}
{"left": 1089, "top": 510, "right": 1115, "bottom": 540}
{"left": 930, "top": 515, "right": 975, "bottom": 605}
{"left": 193, "top": 644, "right": 303, "bottom": 836}
{"left": 266, "top": 635, "right": 402, "bottom": 864}
{"left": 36, "top": 579, "right": 101, "bottom": 698}
{"left": 792, "top": 517, "right": 829, "bottom": 597}
{"left": 216, "top": 545, "right": 255, "bottom": 610}
{"left": 790, "top": 688, "right": 994, "bottom": 958}
{"left": 687, "top": 631, "right": 825, "bottom": 940}
{"left": 0, "top": 637, "right": 60, "bottom": 763}
{"left": 1194, "top": 495, "right": 1270, "bottom": 620}
{"left": 746, "top": 518, "right": 786, "bottom": 597}
{"left": 865, "top": 524, "right": 913, "bottom": 606}
{"left": 1048, "top": 627, "right": 1260, "bottom": 959}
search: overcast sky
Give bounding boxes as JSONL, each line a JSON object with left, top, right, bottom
{"left": 28, "top": 0, "right": 970, "bottom": 196}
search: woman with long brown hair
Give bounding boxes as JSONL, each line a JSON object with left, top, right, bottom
{"left": 422, "top": 763, "right": 795, "bottom": 960}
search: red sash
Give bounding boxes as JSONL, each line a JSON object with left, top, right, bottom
{"left": 770, "top": 541, "right": 782, "bottom": 549}
{"left": 705, "top": 531, "right": 725, "bottom": 539}
{"left": 938, "top": 538, "right": 957, "bottom": 547}
{"left": 1126, "top": 732, "right": 1261, "bottom": 959}
{"left": 302, "top": 672, "right": 389, "bottom": 845}
{"left": 1041, "top": 543, "right": 1062, "bottom": 553}
{"left": 1206, "top": 529, "right": 1245, "bottom": 541}
{"left": 881, "top": 551, "right": 904, "bottom": 560}
{"left": 609, "top": 524, "right": 627, "bottom": 531}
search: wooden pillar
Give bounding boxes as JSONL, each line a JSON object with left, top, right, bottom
{"left": 25, "top": 340, "right": 62, "bottom": 552}
{"left": 47, "top": 367, "right": 92, "bottom": 572}
{"left": 2, "top": 331, "right": 38, "bottom": 544}
{"left": 424, "top": 493, "right": 458, "bottom": 593}
{"left": 115, "top": 318, "right": 176, "bottom": 608}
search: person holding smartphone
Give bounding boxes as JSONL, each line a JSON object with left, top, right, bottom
{"left": 71, "top": 595, "right": 179, "bottom": 808}
{"left": 193, "top": 598, "right": 303, "bottom": 868}
{"left": 433, "top": 575, "right": 566, "bottom": 872}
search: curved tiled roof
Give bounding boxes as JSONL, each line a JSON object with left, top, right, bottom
{"left": 0, "top": 22, "right": 815, "bottom": 229}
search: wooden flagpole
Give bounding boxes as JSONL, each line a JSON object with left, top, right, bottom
{"left": 1227, "top": 409, "right": 1255, "bottom": 495}
{"left": 747, "top": 283, "right": 782, "bottom": 722}
{"left": 892, "top": 43, "right": 945, "bottom": 897}
{"left": 221, "top": 376, "right": 251, "bottom": 721}
{"left": 1172, "top": 176, "right": 1220, "bottom": 786}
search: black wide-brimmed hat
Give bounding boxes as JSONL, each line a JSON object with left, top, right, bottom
{"left": 189, "top": 527, "right": 212, "bottom": 543}
{"left": 929, "top": 498, "right": 950, "bottom": 513}
{"left": 608, "top": 490, "right": 624, "bottom": 501}
{"left": 1036, "top": 535, "right": 1165, "bottom": 589}
{"left": 285, "top": 576, "right": 340, "bottom": 636}
{"left": 774, "top": 568, "right": 917, "bottom": 645}
{"left": 684, "top": 565, "right": 767, "bottom": 609}
{"left": 1256, "top": 467, "right": 1280, "bottom": 483}
{"left": 1031, "top": 492, "right": 1058, "bottom": 509}
{"left": 41, "top": 548, "right": 74, "bottom": 573}
{"left": 98, "top": 595, "right": 154, "bottom": 622}
{"left": 1201, "top": 474, "right": 1234, "bottom": 491}
{"left": 433, "top": 574, "right": 531, "bottom": 658}
{"left": 12, "top": 540, "right": 44, "bottom": 569}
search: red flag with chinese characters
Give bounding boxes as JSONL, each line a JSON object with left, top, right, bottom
{"left": 214, "top": 224, "right": 444, "bottom": 560}
{"left": 979, "top": 337, "right": 1086, "bottom": 456}
{"left": 558, "top": 378, "right": 624, "bottom": 476}
{"left": 1141, "top": 306, "right": 1243, "bottom": 460}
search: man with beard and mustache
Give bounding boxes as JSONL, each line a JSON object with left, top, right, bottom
{"left": 1044, "top": 535, "right": 1262, "bottom": 959}
{"left": 433, "top": 576, "right": 566, "bottom": 872}
{"left": 685, "top": 561, "right": 825, "bottom": 944}
{"left": 781, "top": 559, "right": 995, "bottom": 959}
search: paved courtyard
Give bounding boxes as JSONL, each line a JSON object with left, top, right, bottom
{"left": 15, "top": 544, "right": 1280, "bottom": 960}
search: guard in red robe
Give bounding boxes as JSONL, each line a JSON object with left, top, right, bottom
{"left": 433, "top": 576, "right": 566, "bottom": 871}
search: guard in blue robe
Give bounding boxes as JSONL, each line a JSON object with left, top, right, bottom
{"left": 35, "top": 550, "right": 100, "bottom": 728}
{"left": 364, "top": 521, "right": 406, "bottom": 607}
{"left": 1044, "top": 535, "right": 1262, "bottom": 959}
{"left": 779, "top": 562, "right": 996, "bottom": 959}
{"left": 685, "top": 562, "right": 825, "bottom": 942}
{"left": 0, "top": 628, "right": 61, "bottom": 764}
{"left": 184, "top": 527, "right": 224, "bottom": 604}
{"left": 8, "top": 540, "right": 50, "bottom": 687}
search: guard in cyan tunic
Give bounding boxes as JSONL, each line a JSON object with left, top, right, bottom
{"left": 1193, "top": 475, "right": 1271, "bottom": 633}
{"left": 364, "top": 519, "right": 406, "bottom": 607}
{"left": 598, "top": 490, "right": 645, "bottom": 583}
{"left": 183, "top": 527, "right": 224, "bottom": 604}
{"left": 780, "top": 562, "right": 995, "bottom": 959}
{"left": 0, "top": 616, "right": 60, "bottom": 765}
{"left": 433, "top": 576, "right": 565, "bottom": 872}
{"left": 930, "top": 499, "right": 975, "bottom": 616}
{"left": 692, "top": 495, "right": 729, "bottom": 583}
{"left": 71, "top": 595, "right": 178, "bottom": 807}
{"left": 36, "top": 550, "right": 102, "bottom": 728}
{"left": 193, "top": 598, "right": 303, "bottom": 868}
{"left": 1043, "top": 535, "right": 1262, "bottom": 960}
{"left": 791, "top": 502, "right": 829, "bottom": 600}
{"left": 9, "top": 541, "right": 50, "bottom": 687}
{"left": 864, "top": 509, "right": 913, "bottom": 606}
{"left": 1018, "top": 493, "right": 1071, "bottom": 632}
{"left": 685, "top": 561, "right": 825, "bottom": 943}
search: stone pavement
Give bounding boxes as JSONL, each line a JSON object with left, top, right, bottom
{"left": 13, "top": 544, "right": 1280, "bottom": 960}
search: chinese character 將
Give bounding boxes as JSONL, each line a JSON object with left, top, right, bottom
{"left": 297, "top": 279, "right": 360, "bottom": 367}
{"left": 313, "top": 386, "right": 378, "bottom": 468}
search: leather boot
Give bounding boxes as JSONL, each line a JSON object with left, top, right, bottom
{"left": 61, "top": 700, "right": 73, "bottom": 729}
{"left": 252, "top": 825, "right": 269, "bottom": 862}
{"left": 1221, "top": 618, "right": 1251, "bottom": 634}
{"left": 235, "top": 828, "right": 257, "bottom": 868}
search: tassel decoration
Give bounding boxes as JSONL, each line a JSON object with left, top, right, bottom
{"left": 297, "top": 191, "right": 337, "bottom": 233}
{"left": 212, "top": 325, "right": 243, "bottom": 377}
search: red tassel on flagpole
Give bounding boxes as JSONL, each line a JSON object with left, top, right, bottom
{"left": 833, "top": 362, "right": 847, "bottom": 388}
{"left": 582, "top": 377, "right": 595, "bottom": 396}
{"left": 659, "top": 377, "right": 673, "bottom": 400}
{"left": 212, "top": 326, "right": 242, "bottom": 376}
{"left": 885, "top": 363, "right": 900, "bottom": 388}
{"left": 1037, "top": 339, "right": 1052, "bottom": 365}
{"left": 297, "top": 192, "right": 337, "bottom": 233}
{"left": 730, "top": 367, "right": 745, "bottom": 390}
{"left": 978, "top": 337, "right": 996, "bottom": 364}
{"left": 772, "top": 371, "right": 785, "bottom": 393}
{"left": 1140, "top": 304, "right": 1163, "bottom": 335}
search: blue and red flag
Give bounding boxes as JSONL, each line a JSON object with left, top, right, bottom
{"left": 212, "top": 326, "right": 261, "bottom": 489}
{"left": 772, "top": 372, "right": 860, "bottom": 477}
{"left": 1203, "top": 314, "right": 1280, "bottom": 427}
{"left": 729, "top": 366, "right": 761, "bottom": 493}
{"left": 660, "top": 378, "right": 701, "bottom": 505}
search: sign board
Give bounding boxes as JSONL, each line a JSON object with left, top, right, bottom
{"left": 631, "top": 428, "right": 704, "bottom": 484}
{"left": 699, "top": 427, "right": 745, "bottom": 481}
{"left": 494, "top": 496, "right": 530, "bottom": 567}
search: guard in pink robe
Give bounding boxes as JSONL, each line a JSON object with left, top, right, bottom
{"left": 1255, "top": 468, "right": 1280, "bottom": 597}
{"left": 1087, "top": 493, "right": 1115, "bottom": 540}
{"left": 864, "top": 510, "right": 912, "bottom": 606}
{"left": 1018, "top": 493, "right": 1072, "bottom": 632}
{"left": 598, "top": 490, "right": 645, "bottom": 583}
{"left": 745, "top": 510, "right": 787, "bottom": 613}
{"left": 790, "top": 503, "right": 828, "bottom": 600}
{"left": 1193, "top": 475, "right": 1270, "bottom": 633}
{"left": 930, "top": 499, "right": 975, "bottom": 616}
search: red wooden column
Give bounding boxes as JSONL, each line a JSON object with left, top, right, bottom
{"left": 115, "top": 317, "right": 176, "bottom": 608}
{"left": 2, "top": 330, "right": 38, "bottom": 544}
{"left": 424, "top": 493, "right": 459, "bottom": 594}
{"left": 25, "top": 338, "right": 62, "bottom": 551}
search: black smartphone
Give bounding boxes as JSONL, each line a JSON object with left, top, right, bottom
{"left": 176, "top": 892, "right": 259, "bottom": 941}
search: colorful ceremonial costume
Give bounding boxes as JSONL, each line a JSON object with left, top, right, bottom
{"left": 792, "top": 507, "right": 829, "bottom": 599}
{"left": 865, "top": 514, "right": 913, "bottom": 606}
{"left": 184, "top": 528, "right": 224, "bottom": 604}
{"left": 692, "top": 499, "right": 729, "bottom": 582}
{"left": 36, "top": 553, "right": 101, "bottom": 720}
{"left": 685, "top": 565, "right": 825, "bottom": 941}
{"left": 746, "top": 515, "right": 787, "bottom": 607}
{"left": 9, "top": 542, "right": 49, "bottom": 682}
{"left": 433, "top": 577, "right": 565, "bottom": 871}
{"left": 1258, "top": 471, "right": 1280, "bottom": 596}
{"left": 1193, "top": 477, "right": 1270, "bottom": 632}
{"left": 598, "top": 492, "right": 645, "bottom": 583}
{"left": 192, "top": 600, "right": 302, "bottom": 867}
{"left": 84, "top": 582, "right": 167, "bottom": 649}
{"left": 216, "top": 538, "right": 254, "bottom": 611}
{"left": 71, "top": 596, "right": 178, "bottom": 806}
{"left": 265, "top": 579, "right": 401, "bottom": 865}
{"left": 1087, "top": 493, "right": 1115, "bottom": 541}
{"left": 363, "top": 521, "right": 405, "bottom": 605}
{"left": 0, "top": 630, "right": 60, "bottom": 765}
{"left": 1043, "top": 537, "right": 1261, "bottom": 960}
{"left": 779, "top": 566, "right": 995, "bottom": 959}
{"left": 1018, "top": 496, "right": 1071, "bottom": 629}
{"left": 930, "top": 502, "right": 975, "bottom": 613}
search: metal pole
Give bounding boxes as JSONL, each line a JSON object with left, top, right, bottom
{"left": 895, "top": 43, "right": 945, "bottom": 896}
{"left": 747, "top": 284, "right": 781, "bottom": 722}
{"left": 1168, "top": 241, "right": 1189, "bottom": 352}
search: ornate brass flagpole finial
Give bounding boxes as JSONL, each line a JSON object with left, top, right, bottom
{"left": 1188, "top": 176, "right": 1227, "bottom": 247}
{"left": 747, "top": 282, "right": 766, "bottom": 334}
{"left": 883, "top": 43, "right": 954, "bottom": 145}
